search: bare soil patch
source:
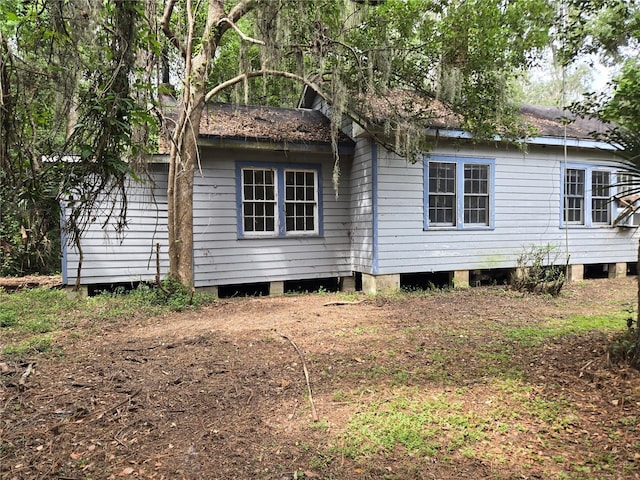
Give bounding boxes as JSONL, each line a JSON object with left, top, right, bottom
{"left": 2, "top": 278, "right": 640, "bottom": 479}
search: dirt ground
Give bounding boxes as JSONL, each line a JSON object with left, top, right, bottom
{"left": 2, "top": 277, "right": 640, "bottom": 479}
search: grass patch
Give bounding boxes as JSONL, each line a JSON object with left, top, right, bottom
{"left": 504, "top": 312, "right": 627, "bottom": 347}
{"left": 0, "top": 288, "right": 78, "bottom": 330}
{"left": 492, "top": 378, "right": 574, "bottom": 429}
{"left": 3, "top": 334, "right": 54, "bottom": 357}
{"left": 0, "top": 281, "right": 217, "bottom": 358}
{"left": 339, "top": 389, "right": 489, "bottom": 459}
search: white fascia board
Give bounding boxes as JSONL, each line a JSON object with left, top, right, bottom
{"left": 424, "top": 128, "right": 619, "bottom": 151}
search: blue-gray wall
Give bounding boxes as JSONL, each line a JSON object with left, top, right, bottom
{"left": 63, "top": 136, "right": 639, "bottom": 288}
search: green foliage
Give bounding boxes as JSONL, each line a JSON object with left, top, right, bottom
{"left": 0, "top": 288, "right": 76, "bottom": 332}
{"left": 504, "top": 312, "right": 627, "bottom": 347}
{"left": 561, "top": 0, "right": 639, "bottom": 63}
{"left": 511, "top": 244, "right": 566, "bottom": 296}
{"left": 3, "top": 335, "right": 54, "bottom": 357}
{"left": 607, "top": 326, "right": 640, "bottom": 365}
{"left": 0, "top": 309, "right": 18, "bottom": 327}
{"left": 90, "top": 280, "right": 217, "bottom": 319}
{"left": 512, "top": 57, "right": 594, "bottom": 107}
{"left": 0, "top": 0, "right": 157, "bottom": 277}
{"left": 0, "top": 172, "right": 61, "bottom": 276}
{"left": 0, "top": 282, "right": 216, "bottom": 358}
{"left": 340, "top": 390, "right": 489, "bottom": 458}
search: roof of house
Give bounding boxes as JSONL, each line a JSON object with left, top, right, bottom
{"left": 300, "top": 87, "right": 612, "bottom": 143}
{"left": 160, "top": 101, "right": 353, "bottom": 151}
{"left": 198, "top": 103, "right": 354, "bottom": 144}
{"left": 518, "top": 104, "right": 611, "bottom": 139}
{"left": 158, "top": 92, "right": 612, "bottom": 154}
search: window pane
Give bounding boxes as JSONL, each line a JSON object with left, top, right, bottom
{"left": 565, "top": 197, "right": 584, "bottom": 223}
{"left": 592, "top": 171, "right": 610, "bottom": 224}
{"left": 428, "top": 162, "right": 456, "bottom": 225}
{"left": 429, "top": 162, "right": 456, "bottom": 193}
{"left": 285, "top": 170, "right": 317, "bottom": 232}
{"left": 564, "top": 169, "right": 585, "bottom": 224}
{"left": 565, "top": 169, "right": 584, "bottom": 196}
{"left": 592, "top": 199, "right": 609, "bottom": 223}
{"left": 429, "top": 194, "right": 455, "bottom": 224}
{"left": 463, "top": 164, "right": 489, "bottom": 225}
{"left": 266, "top": 217, "right": 275, "bottom": 231}
{"left": 241, "top": 168, "right": 276, "bottom": 233}
{"left": 592, "top": 171, "right": 610, "bottom": 197}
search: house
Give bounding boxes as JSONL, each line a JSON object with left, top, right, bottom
{"left": 61, "top": 96, "right": 639, "bottom": 296}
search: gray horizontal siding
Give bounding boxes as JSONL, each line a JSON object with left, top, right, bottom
{"left": 63, "top": 166, "right": 169, "bottom": 285}
{"left": 373, "top": 143, "right": 639, "bottom": 275}
{"left": 349, "top": 139, "right": 374, "bottom": 273}
{"left": 192, "top": 148, "right": 352, "bottom": 287}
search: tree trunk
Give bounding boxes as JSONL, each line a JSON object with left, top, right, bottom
{"left": 167, "top": 59, "right": 208, "bottom": 288}
{"left": 162, "top": 0, "right": 251, "bottom": 287}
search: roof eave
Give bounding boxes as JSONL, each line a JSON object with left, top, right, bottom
{"left": 424, "top": 128, "right": 618, "bottom": 151}
{"left": 199, "top": 135, "right": 355, "bottom": 155}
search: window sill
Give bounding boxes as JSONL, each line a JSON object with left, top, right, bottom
{"left": 561, "top": 225, "right": 616, "bottom": 229}
{"left": 238, "top": 233, "right": 323, "bottom": 240}
{"left": 424, "top": 226, "right": 494, "bottom": 231}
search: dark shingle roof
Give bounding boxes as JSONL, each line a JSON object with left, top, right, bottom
{"left": 518, "top": 104, "right": 611, "bottom": 140}
{"left": 300, "top": 87, "right": 611, "bottom": 142}
{"left": 161, "top": 102, "right": 353, "bottom": 150}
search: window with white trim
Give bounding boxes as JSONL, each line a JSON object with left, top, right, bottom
{"left": 285, "top": 170, "right": 317, "bottom": 233}
{"left": 242, "top": 168, "right": 276, "bottom": 233}
{"left": 562, "top": 165, "right": 612, "bottom": 227}
{"left": 425, "top": 157, "right": 494, "bottom": 229}
{"left": 591, "top": 170, "right": 611, "bottom": 224}
{"left": 564, "top": 168, "right": 585, "bottom": 224}
{"left": 237, "top": 163, "right": 321, "bottom": 237}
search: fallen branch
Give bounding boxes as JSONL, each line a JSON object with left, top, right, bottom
{"left": 277, "top": 332, "right": 319, "bottom": 422}
{"left": 18, "top": 363, "right": 34, "bottom": 387}
{"left": 323, "top": 300, "right": 365, "bottom": 306}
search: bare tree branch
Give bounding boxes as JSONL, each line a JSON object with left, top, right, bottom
{"left": 217, "top": 17, "right": 265, "bottom": 45}
{"left": 205, "top": 69, "right": 326, "bottom": 103}
{"left": 227, "top": 0, "right": 258, "bottom": 24}
{"left": 160, "top": 0, "right": 187, "bottom": 58}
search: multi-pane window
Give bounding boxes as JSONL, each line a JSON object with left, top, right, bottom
{"left": 242, "top": 169, "right": 276, "bottom": 233}
{"left": 563, "top": 166, "right": 613, "bottom": 227}
{"left": 238, "top": 164, "right": 320, "bottom": 237}
{"left": 285, "top": 170, "right": 317, "bottom": 232}
{"left": 464, "top": 164, "right": 489, "bottom": 225}
{"left": 564, "top": 168, "right": 585, "bottom": 224}
{"left": 428, "top": 162, "right": 456, "bottom": 225}
{"left": 425, "top": 157, "right": 493, "bottom": 229}
{"left": 591, "top": 171, "right": 610, "bottom": 224}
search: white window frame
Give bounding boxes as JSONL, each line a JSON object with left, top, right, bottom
{"left": 240, "top": 167, "right": 278, "bottom": 236}
{"left": 561, "top": 164, "right": 614, "bottom": 228}
{"left": 424, "top": 156, "right": 495, "bottom": 230}
{"left": 237, "top": 162, "right": 322, "bottom": 238}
